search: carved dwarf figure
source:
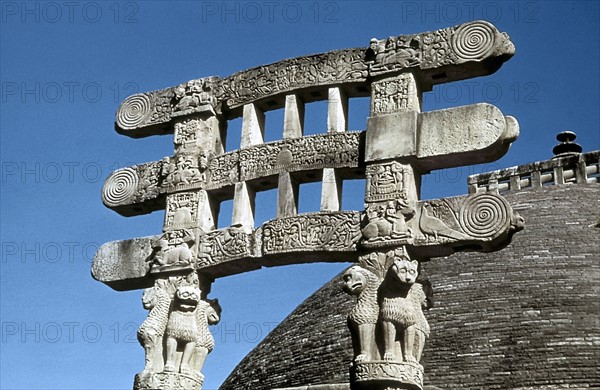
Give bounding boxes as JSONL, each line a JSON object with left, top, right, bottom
{"left": 164, "top": 285, "right": 202, "bottom": 375}
{"left": 137, "top": 281, "right": 172, "bottom": 376}
{"left": 379, "top": 250, "right": 429, "bottom": 363}
{"left": 342, "top": 266, "right": 381, "bottom": 362}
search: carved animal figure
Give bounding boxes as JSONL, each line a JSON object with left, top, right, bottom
{"left": 342, "top": 266, "right": 381, "bottom": 362}
{"left": 137, "top": 284, "right": 172, "bottom": 375}
{"left": 419, "top": 203, "right": 469, "bottom": 241}
{"left": 164, "top": 286, "right": 202, "bottom": 375}
{"left": 192, "top": 298, "right": 222, "bottom": 380}
{"left": 379, "top": 256, "right": 429, "bottom": 363}
{"left": 153, "top": 239, "right": 193, "bottom": 267}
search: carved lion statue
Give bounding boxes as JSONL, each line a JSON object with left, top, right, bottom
{"left": 164, "top": 285, "right": 202, "bottom": 375}
{"left": 342, "top": 265, "right": 381, "bottom": 362}
{"left": 137, "top": 282, "right": 172, "bottom": 376}
{"left": 379, "top": 255, "right": 429, "bottom": 363}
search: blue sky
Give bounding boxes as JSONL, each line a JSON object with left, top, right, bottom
{"left": 1, "top": 1, "right": 598, "bottom": 389}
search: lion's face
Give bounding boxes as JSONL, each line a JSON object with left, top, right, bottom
{"left": 141, "top": 287, "right": 157, "bottom": 310}
{"left": 391, "top": 259, "right": 418, "bottom": 284}
{"left": 342, "top": 266, "right": 368, "bottom": 296}
{"left": 175, "top": 286, "right": 201, "bottom": 311}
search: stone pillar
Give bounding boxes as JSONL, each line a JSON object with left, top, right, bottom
{"left": 348, "top": 73, "right": 427, "bottom": 390}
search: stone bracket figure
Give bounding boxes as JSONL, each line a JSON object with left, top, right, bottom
{"left": 344, "top": 247, "right": 432, "bottom": 389}
{"left": 135, "top": 273, "right": 221, "bottom": 390}
{"left": 379, "top": 250, "right": 430, "bottom": 363}
{"left": 342, "top": 265, "right": 381, "bottom": 362}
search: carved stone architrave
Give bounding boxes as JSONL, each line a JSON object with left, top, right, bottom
{"left": 262, "top": 212, "right": 362, "bottom": 255}
{"left": 239, "top": 132, "right": 361, "bottom": 182}
{"left": 197, "top": 227, "right": 257, "bottom": 267}
{"left": 114, "top": 21, "right": 515, "bottom": 136}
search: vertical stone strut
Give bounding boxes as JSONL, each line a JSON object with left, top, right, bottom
{"left": 93, "top": 21, "right": 522, "bottom": 390}
{"left": 232, "top": 103, "right": 264, "bottom": 230}
{"left": 321, "top": 87, "right": 349, "bottom": 212}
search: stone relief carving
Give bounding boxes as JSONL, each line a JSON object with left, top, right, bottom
{"left": 351, "top": 360, "right": 423, "bottom": 386}
{"left": 367, "top": 35, "right": 421, "bottom": 76}
{"left": 135, "top": 273, "right": 220, "bottom": 390}
{"left": 371, "top": 74, "right": 419, "bottom": 115}
{"left": 102, "top": 167, "right": 140, "bottom": 207}
{"left": 206, "top": 151, "right": 239, "bottom": 190}
{"left": 161, "top": 153, "right": 208, "bottom": 192}
{"left": 172, "top": 78, "right": 219, "bottom": 117}
{"left": 164, "top": 285, "right": 203, "bottom": 374}
{"left": 164, "top": 192, "right": 201, "bottom": 230}
{"left": 262, "top": 212, "right": 361, "bottom": 255}
{"left": 138, "top": 280, "right": 171, "bottom": 376}
{"left": 239, "top": 132, "right": 360, "bottom": 181}
{"left": 192, "top": 298, "right": 221, "bottom": 380}
{"left": 173, "top": 117, "right": 215, "bottom": 151}
{"left": 134, "top": 162, "right": 162, "bottom": 202}
{"left": 220, "top": 49, "right": 368, "bottom": 109}
{"left": 362, "top": 200, "right": 415, "bottom": 247}
{"left": 414, "top": 193, "right": 522, "bottom": 244}
{"left": 344, "top": 248, "right": 430, "bottom": 389}
{"left": 365, "top": 161, "right": 407, "bottom": 203}
{"left": 150, "top": 229, "right": 196, "bottom": 271}
{"left": 197, "top": 226, "right": 255, "bottom": 267}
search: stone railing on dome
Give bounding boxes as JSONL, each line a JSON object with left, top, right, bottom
{"left": 468, "top": 150, "right": 600, "bottom": 194}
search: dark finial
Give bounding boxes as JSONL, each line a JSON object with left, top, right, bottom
{"left": 552, "top": 131, "right": 582, "bottom": 158}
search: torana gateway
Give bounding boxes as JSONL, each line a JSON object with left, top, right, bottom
{"left": 93, "top": 21, "right": 525, "bottom": 390}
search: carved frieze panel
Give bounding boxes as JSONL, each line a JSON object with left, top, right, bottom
{"left": 161, "top": 154, "right": 208, "bottom": 193}
{"left": 361, "top": 199, "right": 416, "bottom": 249}
{"left": 196, "top": 226, "right": 256, "bottom": 267}
{"left": 148, "top": 229, "right": 196, "bottom": 273}
{"left": 240, "top": 132, "right": 361, "bottom": 181}
{"left": 413, "top": 192, "right": 523, "bottom": 246}
{"left": 220, "top": 48, "right": 368, "bottom": 109}
{"left": 164, "top": 192, "right": 202, "bottom": 231}
{"left": 262, "top": 212, "right": 361, "bottom": 255}
{"left": 365, "top": 161, "right": 408, "bottom": 203}
{"left": 206, "top": 151, "right": 239, "bottom": 190}
{"left": 173, "top": 117, "right": 216, "bottom": 152}
{"left": 351, "top": 361, "right": 423, "bottom": 388}
{"left": 371, "top": 74, "right": 420, "bottom": 115}
{"left": 369, "top": 20, "right": 508, "bottom": 73}
{"left": 171, "top": 77, "right": 219, "bottom": 117}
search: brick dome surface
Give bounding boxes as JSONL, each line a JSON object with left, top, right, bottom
{"left": 221, "top": 183, "right": 600, "bottom": 389}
